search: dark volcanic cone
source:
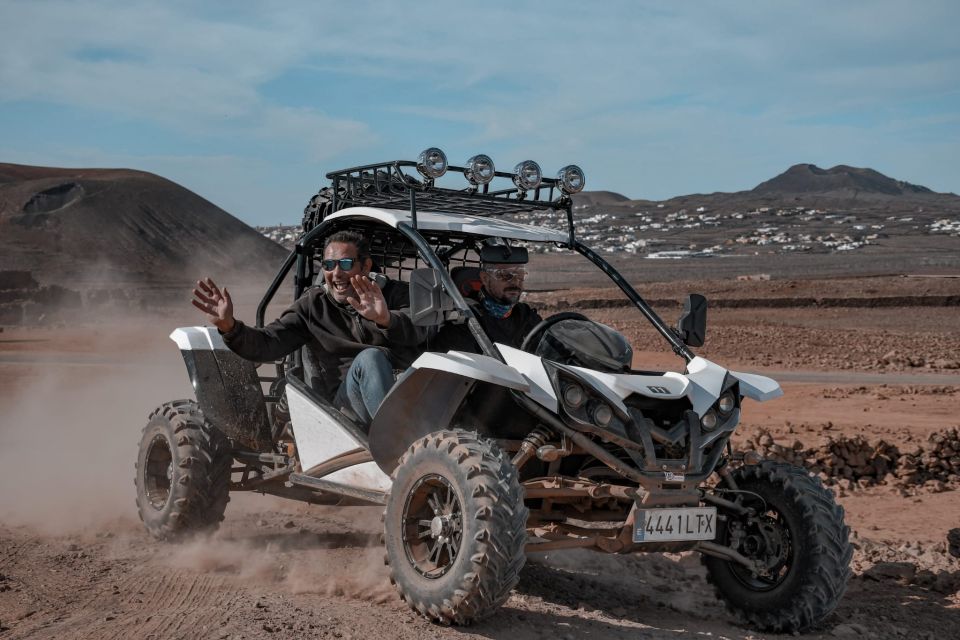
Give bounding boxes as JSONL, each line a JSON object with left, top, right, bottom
{"left": 0, "top": 163, "right": 288, "bottom": 285}
{"left": 752, "top": 163, "right": 936, "bottom": 198}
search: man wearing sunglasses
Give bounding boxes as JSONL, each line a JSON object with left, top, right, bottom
{"left": 432, "top": 243, "right": 542, "bottom": 353}
{"left": 192, "top": 230, "right": 426, "bottom": 427}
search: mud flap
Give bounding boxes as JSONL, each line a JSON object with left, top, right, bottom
{"left": 170, "top": 327, "right": 273, "bottom": 451}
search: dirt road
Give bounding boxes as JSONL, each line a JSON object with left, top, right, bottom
{"left": 2, "top": 289, "right": 959, "bottom": 639}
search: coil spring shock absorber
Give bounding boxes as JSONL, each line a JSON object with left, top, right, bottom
{"left": 269, "top": 379, "right": 291, "bottom": 444}
{"left": 512, "top": 425, "right": 554, "bottom": 469}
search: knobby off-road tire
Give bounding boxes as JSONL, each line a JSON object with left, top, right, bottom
{"left": 135, "top": 400, "right": 232, "bottom": 540}
{"left": 703, "top": 461, "right": 853, "bottom": 633}
{"left": 384, "top": 430, "right": 528, "bottom": 625}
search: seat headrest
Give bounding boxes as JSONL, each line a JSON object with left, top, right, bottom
{"left": 450, "top": 266, "right": 482, "bottom": 299}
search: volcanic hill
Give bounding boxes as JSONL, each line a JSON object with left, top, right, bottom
{"left": 654, "top": 163, "right": 960, "bottom": 212}
{"left": 752, "top": 163, "right": 938, "bottom": 198}
{"left": 0, "top": 163, "right": 288, "bottom": 285}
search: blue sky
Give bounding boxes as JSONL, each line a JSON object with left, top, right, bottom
{"left": 1, "top": 1, "right": 958, "bottom": 226}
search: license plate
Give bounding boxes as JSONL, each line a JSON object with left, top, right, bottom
{"left": 633, "top": 507, "right": 717, "bottom": 543}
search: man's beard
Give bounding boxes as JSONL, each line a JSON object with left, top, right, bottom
{"left": 492, "top": 287, "right": 521, "bottom": 305}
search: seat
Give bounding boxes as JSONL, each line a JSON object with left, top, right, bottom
{"left": 450, "top": 266, "right": 482, "bottom": 300}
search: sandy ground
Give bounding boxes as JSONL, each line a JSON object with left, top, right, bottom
{"left": 1, "top": 277, "right": 959, "bottom": 639}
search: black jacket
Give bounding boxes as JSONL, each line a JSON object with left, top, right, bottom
{"left": 222, "top": 281, "right": 426, "bottom": 397}
{"left": 431, "top": 299, "right": 542, "bottom": 354}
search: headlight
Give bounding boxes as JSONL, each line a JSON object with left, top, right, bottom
{"left": 701, "top": 409, "right": 719, "bottom": 432}
{"left": 556, "top": 165, "right": 585, "bottom": 194}
{"left": 417, "top": 147, "right": 448, "bottom": 179}
{"left": 562, "top": 383, "right": 586, "bottom": 409}
{"left": 718, "top": 391, "right": 736, "bottom": 414}
{"left": 465, "top": 154, "right": 496, "bottom": 185}
{"left": 512, "top": 160, "right": 542, "bottom": 190}
{"left": 591, "top": 403, "right": 613, "bottom": 427}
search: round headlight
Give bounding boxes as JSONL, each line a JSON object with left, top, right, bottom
{"left": 556, "top": 165, "right": 585, "bottom": 194}
{"left": 417, "top": 147, "right": 448, "bottom": 179}
{"left": 592, "top": 403, "right": 613, "bottom": 427}
{"left": 465, "top": 154, "right": 496, "bottom": 185}
{"left": 718, "top": 391, "right": 736, "bottom": 414}
{"left": 701, "top": 409, "right": 719, "bottom": 432}
{"left": 512, "top": 160, "right": 542, "bottom": 191}
{"left": 562, "top": 383, "right": 586, "bottom": 409}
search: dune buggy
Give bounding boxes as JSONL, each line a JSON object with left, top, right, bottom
{"left": 135, "top": 150, "right": 852, "bottom": 633}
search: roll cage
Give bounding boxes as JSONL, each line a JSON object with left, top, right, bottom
{"left": 254, "top": 159, "right": 697, "bottom": 382}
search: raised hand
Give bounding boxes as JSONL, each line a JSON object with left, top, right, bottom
{"left": 345, "top": 274, "right": 391, "bottom": 328}
{"left": 191, "top": 277, "right": 235, "bottom": 332}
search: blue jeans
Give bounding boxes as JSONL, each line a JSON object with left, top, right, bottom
{"left": 333, "top": 348, "right": 395, "bottom": 426}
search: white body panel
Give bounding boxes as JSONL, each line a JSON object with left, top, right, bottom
{"left": 325, "top": 461, "right": 392, "bottom": 489}
{"left": 411, "top": 350, "right": 530, "bottom": 391}
{"left": 285, "top": 384, "right": 391, "bottom": 492}
{"left": 169, "top": 326, "right": 228, "bottom": 351}
{"left": 325, "top": 207, "right": 568, "bottom": 243}
{"left": 497, "top": 344, "right": 558, "bottom": 412}
{"left": 410, "top": 347, "right": 782, "bottom": 420}
{"left": 684, "top": 357, "right": 733, "bottom": 415}
{"left": 729, "top": 369, "right": 784, "bottom": 402}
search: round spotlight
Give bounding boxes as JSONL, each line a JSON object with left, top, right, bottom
{"left": 556, "top": 165, "right": 586, "bottom": 194}
{"left": 465, "top": 154, "right": 496, "bottom": 185}
{"left": 562, "top": 383, "right": 586, "bottom": 409}
{"left": 701, "top": 409, "right": 719, "bottom": 432}
{"left": 512, "top": 160, "right": 542, "bottom": 191}
{"left": 417, "top": 147, "right": 448, "bottom": 179}
{"left": 718, "top": 391, "right": 736, "bottom": 414}
{"left": 592, "top": 403, "right": 613, "bottom": 427}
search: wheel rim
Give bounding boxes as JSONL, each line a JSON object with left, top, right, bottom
{"left": 401, "top": 473, "right": 463, "bottom": 579}
{"left": 143, "top": 434, "right": 173, "bottom": 510}
{"left": 728, "top": 507, "right": 794, "bottom": 591}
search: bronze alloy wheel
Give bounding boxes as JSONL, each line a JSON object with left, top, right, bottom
{"left": 143, "top": 434, "right": 174, "bottom": 510}
{"left": 704, "top": 461, "right": 852, "bottom": 633}
{"left": 384, "top": 430, "right": 528, "bottom": 625}
{"left": 135, "top": 400, "right": 232, "bottom": 540}
{"left": 401, "top": 473, "right": 463, "bottom": 579}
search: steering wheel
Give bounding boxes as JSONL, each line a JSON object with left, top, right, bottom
{"left": 519, "top": 312, "right": 591, "bottom": 353}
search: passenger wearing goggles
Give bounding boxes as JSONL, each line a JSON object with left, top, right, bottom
{"left": 191, "top": 230, "right": 427, "bottom": 427}
{"left": 432, "top": 243, "right": 543, "bottom": 353}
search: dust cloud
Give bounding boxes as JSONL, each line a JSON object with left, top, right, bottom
{"left": 0, "top": 321, "right": 194, "bottom": 534}
{"left": 156, "top": 511, "right": 394, "bottom": 604}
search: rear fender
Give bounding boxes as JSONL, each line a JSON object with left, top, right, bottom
{"left": 169, "top": 327, "right": 273, "bottom": 452}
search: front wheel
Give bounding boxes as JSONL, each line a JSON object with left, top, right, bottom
{"left": 384, "top": 430, "right": 528, "bottom": 625}
{"left": 135, "top": 400, "right": 232, "bottom": 540}
{"left": 703, "top": 461, "right": 852, "bottom": 633}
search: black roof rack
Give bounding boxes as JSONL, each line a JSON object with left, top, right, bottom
{"left": 325, "top": 160, "right": 569, "bottom": 218}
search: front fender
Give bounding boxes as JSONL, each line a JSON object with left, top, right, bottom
{"left": 368, "top": 351, "right": 528, "bottom": 473}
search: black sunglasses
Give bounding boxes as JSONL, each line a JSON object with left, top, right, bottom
{"left": 320, "top": 258, "right": 359, "bottom": 272}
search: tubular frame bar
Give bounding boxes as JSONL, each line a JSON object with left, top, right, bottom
{"left": 573, "top": 241, "right": 695, "bottom": 361}
{"left": 288, "top": 473, "right": 388, "bottom": 505}
{"left": 395, "top": 221, "right": 502, "bottom": 361}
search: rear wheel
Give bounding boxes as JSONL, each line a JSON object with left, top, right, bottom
{"left": 384, "top": 430, "right": 527, "bottom": 625}
{"left": 704, "top": 461, "right": 852, "bottom": 633}
{"left": 135, "top": 400, "right": 231, "bottom": 540}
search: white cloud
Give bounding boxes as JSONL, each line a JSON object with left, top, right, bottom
{"left": 258, "top": 106, "right": 377, "bottom": 162}
{"left": 1, "top": 0, "right": 957, "bottom": 210}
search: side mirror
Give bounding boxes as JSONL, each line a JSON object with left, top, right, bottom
{"left": 409, "top": 268, "right": 455, "bottom": 326}
{"left": 677, "top": 294, "right": 707, "bottom": 347}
